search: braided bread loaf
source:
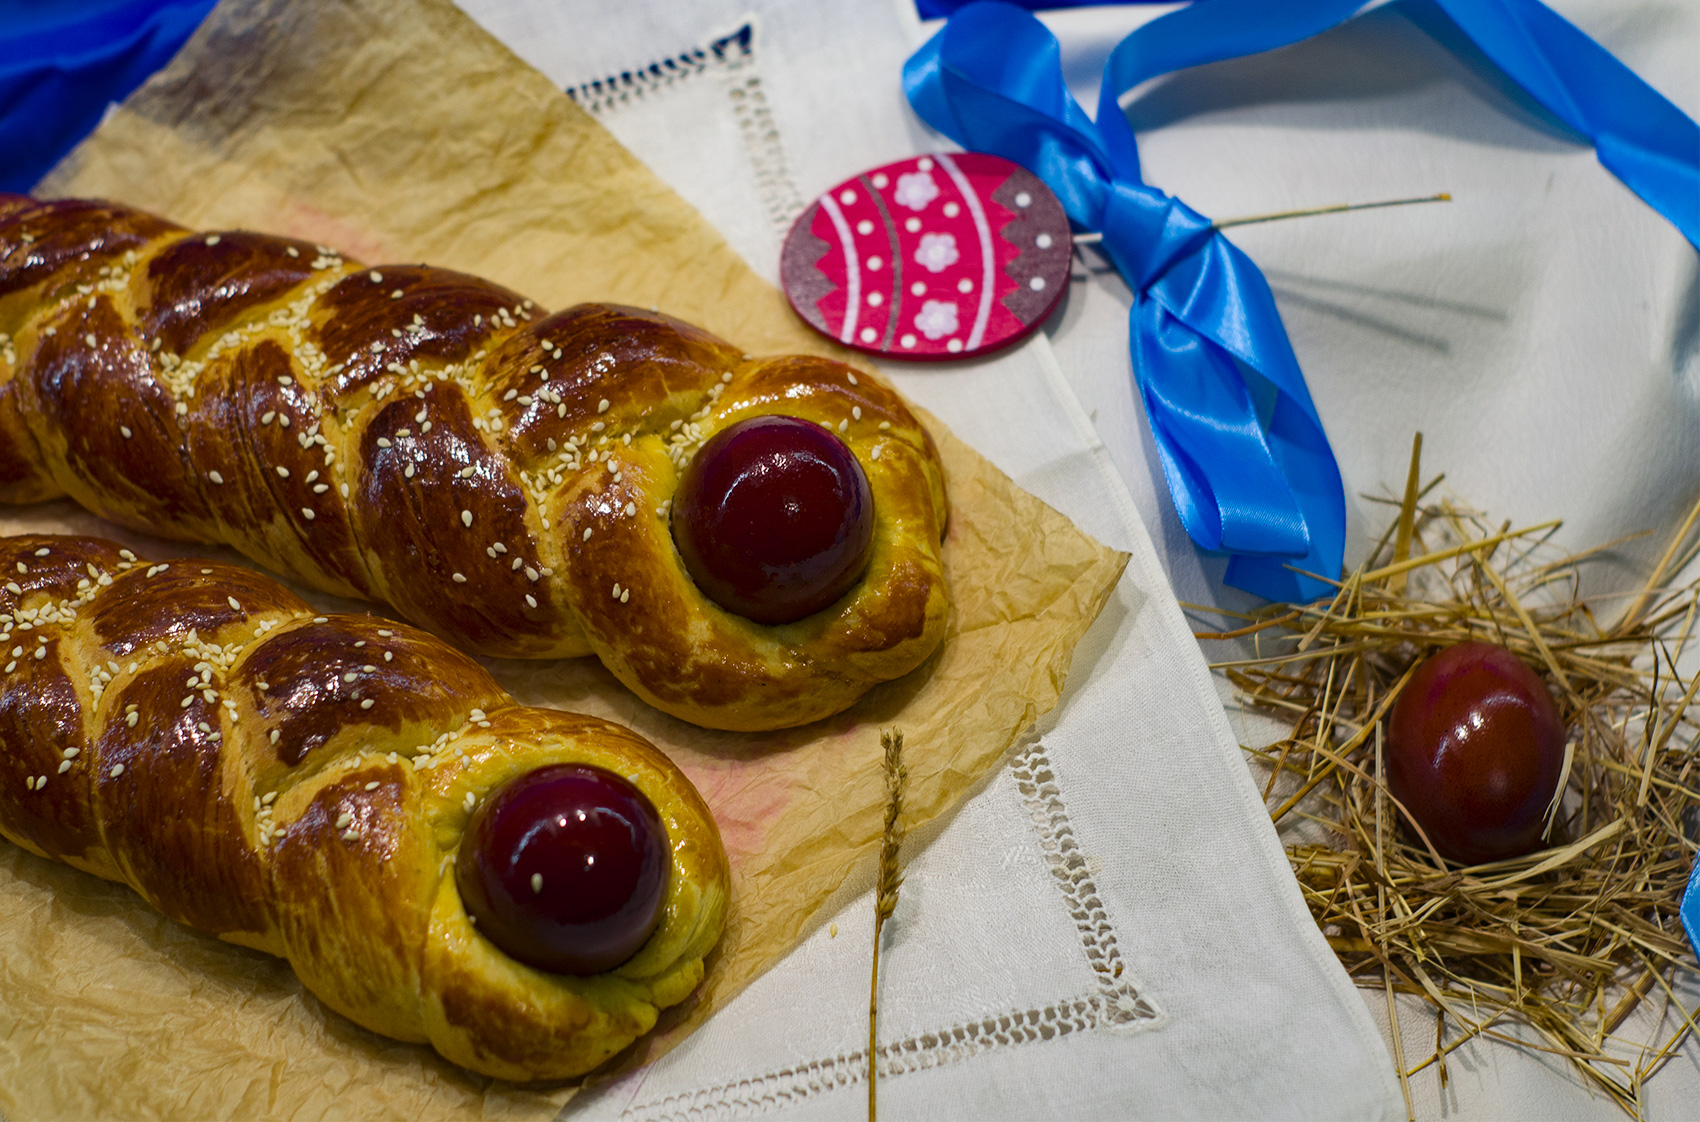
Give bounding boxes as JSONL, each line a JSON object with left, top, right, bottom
{"left": 0, "top": 531, "right": 728, "bottom": 1081}
{"left": 0, "top": 195, "right": 950, "bottom": 730}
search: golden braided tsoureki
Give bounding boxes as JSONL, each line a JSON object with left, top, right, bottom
{"left": 0, "top": 196, "right": 950, "bottom": 731}
{"left": 0, "top": 531, "right": 729, "bottom": 1081}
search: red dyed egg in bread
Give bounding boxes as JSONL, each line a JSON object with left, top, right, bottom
{"left": 782, "top": 153, "right": 1072, "bottom": 361}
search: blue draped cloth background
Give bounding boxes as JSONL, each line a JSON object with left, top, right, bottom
{"left": 0, "top": 0, "right": 219, "bottom": 193}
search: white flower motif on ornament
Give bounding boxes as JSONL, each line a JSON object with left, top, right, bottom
{"left": 914, "top": 300, "right": 959, "bottom": 341}
{"left": 893, "top": 170, "right": 940, "bottom": 211}
{"left": 914, "top": 232, "right": 959, "bottom": 274}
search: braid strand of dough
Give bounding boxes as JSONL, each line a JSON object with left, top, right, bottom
{"left": 0, "top": 531, "right": 728, "bottom": 1081}
{"left": 0, "top": 196, "right": 950, "bottom": 730}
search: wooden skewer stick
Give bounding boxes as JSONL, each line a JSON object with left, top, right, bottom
{"left": 1213, "top": 192, "right": 1452, "bottom": 230}
{"left": 1070, "top": 192, "right": 1451, "bottom": 245}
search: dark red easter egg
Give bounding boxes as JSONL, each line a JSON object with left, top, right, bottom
{"left": 782, "top": 153, "right": 1072, "bottom": 360}
{"left": 671, "top": 415, "right": 874, "bottom": 625}
{"left": 456, "top": 764, "right": 668, "bottom": 975}
{"left": 1386, "top": 642, "right": 1566, "bottom": 865}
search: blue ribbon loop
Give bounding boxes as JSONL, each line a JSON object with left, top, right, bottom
{"left": 904, "top": 0, "right": 1700, "bottom": 603}
{"left": 1685, "top": 858, "right": 1699, "bottom": 960}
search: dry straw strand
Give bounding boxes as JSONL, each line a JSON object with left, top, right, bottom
{"left": 1198, "top": 438, "right": 1700, "bottom": 1116}
{"left": 1388, "top": 432, "right": 1424, "bottom": 597}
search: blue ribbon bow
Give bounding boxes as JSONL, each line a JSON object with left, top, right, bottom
{"left": 905, "top": 0, "right": 1700, "bottom": 603}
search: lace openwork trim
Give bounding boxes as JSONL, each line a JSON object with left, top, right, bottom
{"left": 565, "top": 24, "right": 752, "bottom": 113}
{"left": 565, "top": 20, "right": 804, "bottom": 238}
{"left": 622, "top": 741, "right": 1161, "bottom": 1121}
{"left": 1009, "top": 742, "right": 1158, "bottom": 1030}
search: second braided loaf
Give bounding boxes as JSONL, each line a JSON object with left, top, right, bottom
{"left": 0, "top": 532, "right": 728, "bottom": 1081}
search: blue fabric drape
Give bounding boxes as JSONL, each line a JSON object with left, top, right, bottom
{"left": 905, "top": 0, "right": 1699, "bottom": 601}
{"left": 917, "top": 0, "right": 1158, "bottom": 16}
{"left": 0, "top": 0, "right": 218, "bottom": 192}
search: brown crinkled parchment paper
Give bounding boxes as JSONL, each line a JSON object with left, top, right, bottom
{"left": 2, "top": 0, "right": 1130, "bottom": 1118}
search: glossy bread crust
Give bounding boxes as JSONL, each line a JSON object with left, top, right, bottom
{"left": 0, "top": 196, "right": 950, "bottom": 730}
{"left": 0, "top": 532, "right": 729, "bottom": 1082}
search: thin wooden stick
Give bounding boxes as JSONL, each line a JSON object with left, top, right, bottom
{"left": 1214, "top": 193, "right": 1452, "bottom": 230}
{"left": 1071, "top": 193, "right": 1452, "bottom": 244}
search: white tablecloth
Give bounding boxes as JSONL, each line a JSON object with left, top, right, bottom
{"left": 455, "top": 1, "right": 1698, "bottom": 1117}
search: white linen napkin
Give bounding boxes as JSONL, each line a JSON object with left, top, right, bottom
{"left": 450, "top": 1, "right": 1411, "bottom": 1118}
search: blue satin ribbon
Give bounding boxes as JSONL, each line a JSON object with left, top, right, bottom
{"left": 1685, "top": 858, "right": 1699, "bottom": 959}
{"left": 905, "top": 0, "right": 1700, "bottom": 602}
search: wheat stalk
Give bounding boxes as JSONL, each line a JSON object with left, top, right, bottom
{"left": 869, "top": 728, "right": 908, "bottom": 1122}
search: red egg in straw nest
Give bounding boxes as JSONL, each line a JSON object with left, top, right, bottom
{"left": 1188, "top": 435, "right": 1700, "bottom": 1118}
{"left": 1387, "top": 641, "right": 1569, "bottom": 866}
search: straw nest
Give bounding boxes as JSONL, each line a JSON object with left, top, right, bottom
{"left": 1192, "top": 437, "right": 1700, "bottom": 1118}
